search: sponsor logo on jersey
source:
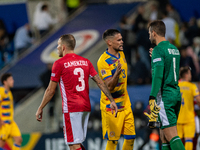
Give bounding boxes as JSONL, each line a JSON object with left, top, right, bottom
{"left": 51, "top": 73, "right": 55, "bottom": 77}
{"left": 101, "top": 69, "right": 106, "bottom": 76}
{"left": 153, "top": 58, "right": 161, "bottom": 63}
{"left": 41, "top": 30, "right": 100, "bottom": 63}
{"left": 110, "top": 131, "right": 115, "bottom": 137}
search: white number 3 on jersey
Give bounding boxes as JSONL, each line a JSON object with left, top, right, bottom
{"left": 74, "top": 68, "right": 85, "bottom": 91}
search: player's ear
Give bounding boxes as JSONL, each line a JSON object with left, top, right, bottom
{"left": 62, "top": 44, "right": 65, "bottom": 51}
{"left": 152, "top": 30, "right": 156, "bottom": 37}
{"left": 107, "top": 39, "right": 112, "bottom": 46}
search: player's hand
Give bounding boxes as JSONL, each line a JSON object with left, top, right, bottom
{"left": 116, "top": 60, "right": 122, "bottom": 76}
{"left": 36, "top": 108, "right": 43, "bottom": 122}
{"left": 144, "top": 112, "right": 161, "bottom": 128}
{"left": 149, "top": 48, "right": 153, "bottom": 57}
{"left": 110, "top": 101, "right": 118, "bottom": 117}
{"left": 144, "top": 111, "right": 158, "bottom": 124}
{"left": 149, "top": 99, "right": 160, "bottom": 117}
{"left": 144, "top": 98, "right": 161, "bottom": 128}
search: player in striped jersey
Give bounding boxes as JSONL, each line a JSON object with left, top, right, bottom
{"left": 177, "top": 66, "right": 200, "bottom": 150}
{"left": 0, "top": 73, "right": 22, "bottom": 150}
{"left": 97, "top": 29, "right": 136, "bottom": 150}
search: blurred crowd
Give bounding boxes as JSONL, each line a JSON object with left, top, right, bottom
{"left": 0, "top": 0, "right": 81, "bottom": 69}
{"left": 118, "top": 1, "right": 200, "bottom": 84}
{"left": 2, "top": 0, "right": 198, "bottom": 85}
{"left": 0, "top": 3, "right": 56, "bottom": 69}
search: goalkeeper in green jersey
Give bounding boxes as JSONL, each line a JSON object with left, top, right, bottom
{"left": 144, "top": 20, "right": 185, "bottom": 150}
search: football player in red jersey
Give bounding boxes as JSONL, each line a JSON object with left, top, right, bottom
{"left": 36, "top": 34, "right": 118, "bottom": 150}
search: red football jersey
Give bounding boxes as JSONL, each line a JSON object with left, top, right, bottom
{"left": 51, "top": 53, "right": 97, "bottom": 113}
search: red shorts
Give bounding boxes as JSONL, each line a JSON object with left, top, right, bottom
{"left": 63, "top": 112, "right": 90, "bottom": 145}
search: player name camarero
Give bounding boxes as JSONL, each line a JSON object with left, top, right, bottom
{"left": 64, "top": 60, "right": 88, "bottom": 68}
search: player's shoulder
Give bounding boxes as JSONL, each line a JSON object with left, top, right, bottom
{"left": 153, "top": 45, "right": 163, "bottom": 53}
{"left": 76, "top": 55, "right": 91, "bottom": 64}
{"left": 0, "top": 87, "right": 6, "bottom": 94}
{"left": 152, "top": 46, "right": 164, "bottom": 58}
{"left": 97, "top": 51, "right": 107, "bottom": 64}
{"left": 169, "top": 42, "right": 178, "bottom": 49}
{"left": 119, "top": 51, "right": 125, "bottom": 57}
{"left": 152, "top": 45, "right": 164, "bottom": 55}
{"left": 179, "top": 81, "right": 196, "bottom": 87}
{"left": 54, "top": 57, "right": 63, "bottom": 64}
{"left": 52, "top": 59, "right": 62, "bottom": 69}
{"left": 77, "top": 54, "right": 88, "bottom": 60}
{"left": 190, "top": 82, "right": 198, "bottom": 88}
{"left": 0, "top": 87, "right": 5, "bottom": 91}
{"left": 185, "top": 81, "right": 196, "bottom": 87}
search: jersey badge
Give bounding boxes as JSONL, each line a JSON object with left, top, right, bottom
{"left": 123, "top": 58, "right": 127, "bottom": 63}
{"left": 101, "top": 69, "right": 106, "bottom": 76}
{"left": 110, "top": 131, "right": 115, "bottom": 137}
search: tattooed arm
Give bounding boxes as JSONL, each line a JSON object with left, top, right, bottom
{"left": 92, "top": 74, "right": 118, "bottom": 117}
{"left": 105, "top": 60, "right": 122, "bottom": 91}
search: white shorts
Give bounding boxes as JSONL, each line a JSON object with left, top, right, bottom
{"left": 63, "top": 112, "right": 90, "bottom": 145}
{"left": 195, "top": 115, "right": 200, "bottom": 134}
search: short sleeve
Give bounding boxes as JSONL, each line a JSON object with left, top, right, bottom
{"left": 51, "top": 61, "right": 62, "bottom": 82}
{"left": 0, "top": 90, "right": 3, "bottom": 103}
{"left": 193, "top": 84, "right": 199, "bottom": 97}
{"left": 88, "top": 60, "right": 98, "bottom": 77}
{"left": 152, "top": 47, "right": 164, "bottom": 68}
{"left": 97, "top": 58, "right": 112, "bottom": 80}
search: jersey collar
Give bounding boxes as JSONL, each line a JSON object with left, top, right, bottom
{"left": 106, "top": 49, "right": 120, "bottom": 59}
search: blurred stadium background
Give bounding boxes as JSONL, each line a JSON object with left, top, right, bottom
{"left": 1, "top": 0, "right": 200, "bottom": 149}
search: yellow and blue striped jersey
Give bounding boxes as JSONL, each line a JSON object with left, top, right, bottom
{"left": 0, "top": 87, "right": 14, "bottom": 124}
{"left": 97, "top": 50, "right": 131, "bottom": 111}
{"left": 177, "top": 81, "right": 199, "bottom": 124}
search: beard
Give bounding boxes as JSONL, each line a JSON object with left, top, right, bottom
{"left": 59, "top": 53, "right": 63, "bottom": 57}
{"left": 114, "top": 46, "right": 123, "bottom": 51}
{"left": 57, "top": 50, "right": 63, "bottom": 57}
{"left": 150, "top": 38, "right": 156, "bottom": 45}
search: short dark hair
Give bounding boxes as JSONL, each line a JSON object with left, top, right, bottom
{"left": 161, "top": 10, "right": 168, "bottom": 17}
{"left": 167, "top": 3, "right": 174, "bottom": 10}
{"left": 41, "top": 4, "right": 48, "bottom": 11}
{"left": 148, "top": 20, "right": 166, "bottom": 37}
{"left": 1, "top": 73, "right": 12, "bottom": 85}
{"left": 103, "top": 29, "right": 120, "bottom": 40}
{"left": 60, "top": 34, "right": 76, "bottom": 50}
{"left": 179, "top": 66, "right": 191, "bottom": 78}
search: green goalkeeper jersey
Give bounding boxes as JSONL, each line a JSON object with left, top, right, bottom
{"left": 151, "top": 41, "right": 181, "bottom": 100}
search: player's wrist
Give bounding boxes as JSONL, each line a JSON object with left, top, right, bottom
{"left": 110, "top": 100, "right": 114, "bottom": 103}
{"left": 38, "top": 106, "right": 43, "bottom": 110}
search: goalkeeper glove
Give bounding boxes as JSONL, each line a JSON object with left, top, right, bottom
{"left": 144, "top": 96, "right": 161, "bottom": 128}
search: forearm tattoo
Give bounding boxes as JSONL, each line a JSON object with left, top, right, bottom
{"left": 93, "top": 75, "right": 114, "bottom": 102}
